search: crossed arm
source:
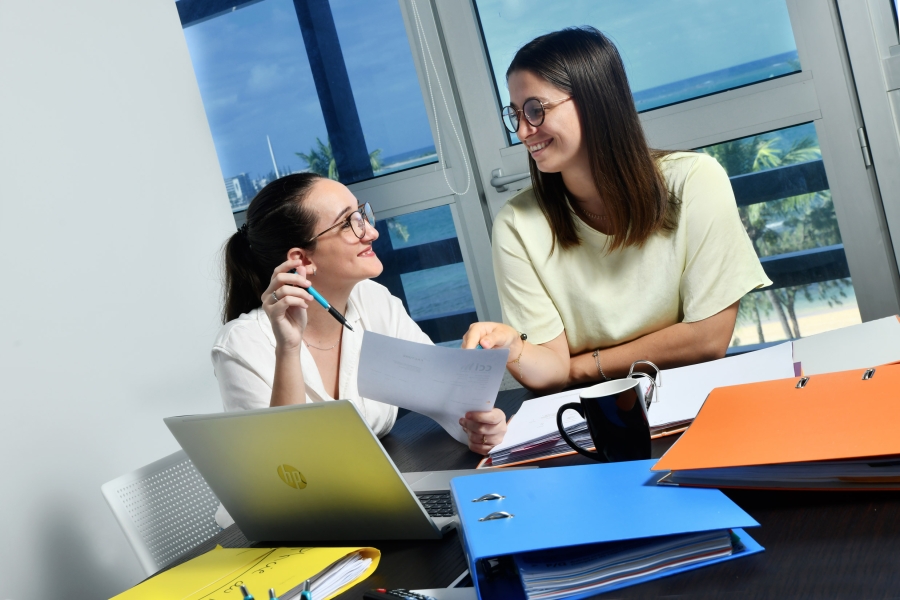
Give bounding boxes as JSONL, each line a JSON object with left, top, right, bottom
{"left": 462, "top": 301, "right": 739, "bottom": 394}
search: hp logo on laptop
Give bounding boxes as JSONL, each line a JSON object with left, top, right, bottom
{"left": 277, "top": 464, "right": 307, "bottom": 489}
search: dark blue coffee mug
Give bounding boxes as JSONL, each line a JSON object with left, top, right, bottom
{"left": 557, "top": 363, "right": 659, "bottom": 462}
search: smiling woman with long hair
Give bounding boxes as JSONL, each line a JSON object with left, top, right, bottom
{"left": 463, "top": 27, "right": 770, "bottom": 392}
{"left": 214, "top": 173, "right": 506, "bottom": 454}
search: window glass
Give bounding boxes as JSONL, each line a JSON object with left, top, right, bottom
{"left": 893, "top": 0, "right": 900, "bottom": 34}
{"left": 372, "top": 205, "right": 477, "bottom": 346}
{"left": 698, "top": 123, "right": 861, "bottom": 350}
{"left": 180, "top": 0, "right": 437, "bottom": 212}
{"left": 401, "top": 264, "right": 476, "bottom": 322}
{"left": 473, "top": 0, "right": 799, "bottom": 144}
{"left": 385, "top": 204, "right": 458, "bottom": 249}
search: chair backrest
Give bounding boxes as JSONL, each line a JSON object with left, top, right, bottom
{"left": 101, "top": 449, "right": 222, "bottom": 575}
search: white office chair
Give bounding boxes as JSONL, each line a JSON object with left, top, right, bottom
{"left": 101, "top": 449, "right": 222, "bottom": 575}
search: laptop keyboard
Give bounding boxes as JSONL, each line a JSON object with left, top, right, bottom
{"left": 416, "top": 491, "right": 456, "bottom": 518}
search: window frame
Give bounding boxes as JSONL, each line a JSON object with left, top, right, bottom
{"left": 180, "top": 0, "right": 503, "bottom": 330}
{"left": 435, "top": 0, "right": 900, "bottom": 322}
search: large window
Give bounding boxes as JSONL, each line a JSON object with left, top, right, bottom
{"left": 473, "top": 0, "right": 799, "bottom": 144}
{"left": 177, "top": 0, "right": 900, "bottom": 340}
{"left": 178, "top": 0, "right": 438, "bottom": 212}
{"left": 439, "top": 0, "right": 900, "bottom": 323}
{"left": 372, "top": 205, "right": 478, "bottom": 345}
{"left": 179, "top": 0, "right": 502, "bottom": 334}
{"left": 699, "top": 124, "right": 861, "bottom": 349}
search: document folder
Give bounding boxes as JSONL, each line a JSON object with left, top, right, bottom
{"left": 450, "top": 461, "right": 762, "bottom": 599}
{"left": 112, "top": 545, "right": 379, "bottom": 600}
{"left": 653, "top": 364, "right": 900, "bottom": 489}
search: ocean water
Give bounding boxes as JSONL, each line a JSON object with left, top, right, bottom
{"left": 385, "top": 204, "right": 457, "bottom": 249}
{"left": 375, "top": 146, "right": 438, "bottom": 177}
{"left": 632, "top": 51, "right": 800, "bottom": 113}
{"left": 401, "top": 262, "right": 476, "bottom": 322}
{"left": 504, "top": 51, "right": 801, "bottom": 145}
{"left": 378, "top": 204, "right": 477, "bottom": 323}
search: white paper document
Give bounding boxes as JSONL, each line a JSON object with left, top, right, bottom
{"left": 357, "top": 332, "right": 509, "bottom": 444}
{"left": 489, "top": 389, "right": 583, "bottom": 455}
{"left": 649, "top": 342, "right": 796, "bottom": 432}
{"left": 792, "top": 315, "right": 900, "bottom": 375}
{"left": 489, "top": 343, "right": 796, "bottom": 461}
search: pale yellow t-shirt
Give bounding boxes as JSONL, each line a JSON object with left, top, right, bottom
{"left": 492, "top": 152, "right": 771, "bottom": 354}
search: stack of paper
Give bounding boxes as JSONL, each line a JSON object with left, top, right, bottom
{"left": 309, "top": 552, "right": 375, "bottom": 599}
{"left": 658, "top": 458, "right": 900, "bottom": 489}
{"left": 491, "top": 420, "right": 592, "bottom": 466}
{"left": 653, "top": 363, "right": 900, "bottom": 489}
{"left": 514, "top": 530, "right": 737, "bottom": 600}
{"left": 484, "top": 390, "right": 587, "bottom": 467}
{"left": 451, "top": 460, "right": 763, "bottom": 599}
{"left": 113, "top": 546, "right": 380, "bottom": 600}
{"left": 480, "top": 343, "right": 795, "bottom": 468}
{"left": 647, "top": 342, "right": 795, "bottom": 436}
{"left": 792, "top": 315, "right": 900, "bottom": 374}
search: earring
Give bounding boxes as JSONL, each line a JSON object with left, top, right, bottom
{"left": 312, "top": 268, "right": 317, "bottom": 276}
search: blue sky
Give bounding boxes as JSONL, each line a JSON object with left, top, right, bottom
{"left": 182, "top": 0, "right": 435, "bottom": 178}
{"left": 475, "top": 0, "right": 798, "bottom": 109}
{"left": 181, "top": 0, "right": 798, "bottom": 180}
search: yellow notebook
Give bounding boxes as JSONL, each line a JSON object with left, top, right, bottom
{"left": 112, "top": 545, "right": 380, "bottom": 600}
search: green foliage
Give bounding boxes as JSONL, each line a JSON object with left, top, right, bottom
{"left": 296, "top": 138, "right": 383, "bottom": 181}
{"left": 703, "top": 132, "right": 851, "bottom": 344}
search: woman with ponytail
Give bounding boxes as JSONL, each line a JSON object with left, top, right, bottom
{"left": 214, "top": 173, "right": 507, "bottom": 454}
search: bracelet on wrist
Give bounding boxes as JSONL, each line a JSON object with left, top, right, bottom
{"left": 510, "top": 332, "right": 527, "bottom": 380}
{"left": 592, "top": 348, "right": 609, "bottom": 382}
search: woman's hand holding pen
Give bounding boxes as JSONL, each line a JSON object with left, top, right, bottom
{"left": 265, "top": 260, "right": 313, "bottom": 407}
{"left": 262, "top": 260, "right": 314, "bottom": 352}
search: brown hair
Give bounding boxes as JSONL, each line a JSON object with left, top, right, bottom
{"left": 222, "top": 173, "right": 323, "bottom": 323}
{"left": 507, "top": 26, "right": 680, "bottom": 253}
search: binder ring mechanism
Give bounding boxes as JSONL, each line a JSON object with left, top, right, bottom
{"left": 479, "top": 511, "right": 514, "bottom": 521}
{"left": 796, "top": 368, "right": 876, "bottom": 389}
{"left": 628, "top": 360, "right": 661, "bottom": 408}
{"left": 472, "top": 493, "right": 505, "bottom": 502}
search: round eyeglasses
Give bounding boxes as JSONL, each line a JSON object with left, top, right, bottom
{"left": 309, "top": 202, "right": 375, "bottom": 243}
{"left": 501, "top": 96, "right": 572, "bottom": 134}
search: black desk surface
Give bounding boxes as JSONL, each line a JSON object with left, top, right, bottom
{"left": 164, "top": 389, "right": 900, "bottom": 599}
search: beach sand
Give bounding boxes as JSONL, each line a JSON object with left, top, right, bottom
{"left": 731, "top": 306, "right": 862, "bottom": 347}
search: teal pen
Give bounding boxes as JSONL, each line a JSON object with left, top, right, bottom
{"left": 289, "top": 269, "right": 353, "bottom": 331}
{"left": 268, "top": 589, "right": 279, "bottom": 600}
{"left": 300, "top": 579, "right": 312, "bottom": 600}
{"left": 240, "top": 585, "right": 254, "bottom": 600}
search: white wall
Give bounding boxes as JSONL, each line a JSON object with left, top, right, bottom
{"left": 0, "top": 1, "right": 236, "bottom": 597}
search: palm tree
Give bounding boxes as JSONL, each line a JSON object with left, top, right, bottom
{"left": 703, "top": 133, "right": 846, "bottom": 344}
{"left": 296, "top": 138, "right": 383, "bottom": 181}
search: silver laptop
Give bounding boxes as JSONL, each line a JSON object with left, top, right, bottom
{"left": 164, "top": 400, "right": 515, "bottom": 542}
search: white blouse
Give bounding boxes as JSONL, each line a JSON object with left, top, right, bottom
{"left": 211, "top": 279, "right": 433, "bottom": 438}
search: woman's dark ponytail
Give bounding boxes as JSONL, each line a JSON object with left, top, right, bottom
{"left": 223, "top": 224, "right": 264, "bottom": 323}
{"left": 222, "top": 173, "right": 323, "bottom": 323}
